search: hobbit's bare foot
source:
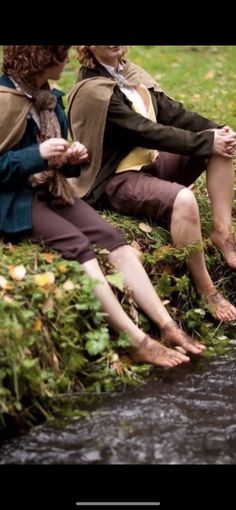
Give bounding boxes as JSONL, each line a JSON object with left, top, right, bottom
{"left": 203, "top": 287, "right": 236, "bottom": 322}
{"left": 129, "top": 335, "right": 189, "bottom": 368}
{"left": 161, "top": 320, "right": 206, "bottom": 355}
{"left": 211, "top": 230, "right": 236, "bottom": 269}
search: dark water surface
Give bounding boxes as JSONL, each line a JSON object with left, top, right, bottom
{"left": 1, "top": 343, "right": 236, "bottom": 464}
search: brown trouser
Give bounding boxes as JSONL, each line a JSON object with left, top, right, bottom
{"left": 104, "top": 152, "right": 206, "bottom": 224}
{"left": 28, "top": 190, "right": 126, "bottom": 264}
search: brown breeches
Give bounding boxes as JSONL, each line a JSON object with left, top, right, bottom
{"left": 104, "top": 152, "right": 206, "bottom": 224}
{"left": 29, "top": 190, "right": 126, "bottom": 263}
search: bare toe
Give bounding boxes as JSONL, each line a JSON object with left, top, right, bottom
{"left": 203, "top": 288, "right": 236, "bottom": 322}
{"left": 161, "top": 320, "right": 206, "bottom": 355}
{"left": 129, "top": 335, "right": 190, "bottom": 368}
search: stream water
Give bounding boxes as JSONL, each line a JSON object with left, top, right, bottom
{"left": 1, "top": 342, "right": 236, "bottom": 465}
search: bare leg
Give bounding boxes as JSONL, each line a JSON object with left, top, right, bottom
{"left": 171, "top": 188, "right": 236, "bottom": 321}
{"left": 108, "top": 245, "right": 205, "bottom": 354}
{"left": 206, "top": 155, "right": 236, "bottom": 269}
{"left": 82, "top": 258, "right": 189, "bottom": 367}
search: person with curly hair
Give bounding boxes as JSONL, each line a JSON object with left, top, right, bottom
{"left": 0, "top": 45, "right": 206, "bottom": 369}
{"left": 68, "top": 45, "right": 236, "bottom": 322}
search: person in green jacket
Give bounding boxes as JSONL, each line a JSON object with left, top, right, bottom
{"left": 0, "top": 45, "right": 206, "bottom": 369}
{"left": 68, "top": 45, "right": 236, "bottom": 323}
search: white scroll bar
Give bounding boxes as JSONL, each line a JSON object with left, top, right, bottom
{"left": 76, "top": 503, "right": 161, "bottom": 507}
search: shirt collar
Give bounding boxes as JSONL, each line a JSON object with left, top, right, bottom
{"left": 98, "top": 61, "right": 124, "bottom": 77}
{"left": 9, "top": 77, "right": 32, "bottom": 98}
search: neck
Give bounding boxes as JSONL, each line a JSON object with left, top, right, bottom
{"left": 35, "top": 76, "right": 46, "bottom": 88}
{"left": 35, "top": 68, "right": 51, "bottom": 88}
{"left": 100, "top": 58, "right": 120, "bottom": 70}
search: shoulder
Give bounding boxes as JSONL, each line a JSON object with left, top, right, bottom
{"left": 0, "top": 74, "right": 15, "bottom": 88}
{"left": 51, "top": 88, "right": 66, "bottom": 109}
{"left": 68, "top": 77, "right": 115, "bottom": 108}
{"left": 0, "top": 75, "right": 30, "bottom": 113}
{"left": 0, "top": 74, "right": 16, "bottom": 100}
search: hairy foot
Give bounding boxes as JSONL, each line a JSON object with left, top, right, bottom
{"left": 203, "top": 288, "right": 236, "bottom": 322}
{"left": 161, "top": 320, "right": 206, "bottom": 355}
{"left": 129, "top": 335, "right": 189, "bottom": 368}
{"left": 211, "top": 231, "right": 236, "bottom": 269}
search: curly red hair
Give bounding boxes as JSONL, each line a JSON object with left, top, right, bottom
{"left": 75, "top": 46, "right": 128, "bottom": 68}
{"left": 2, "top": 46, "right": 71, "bottom": 77}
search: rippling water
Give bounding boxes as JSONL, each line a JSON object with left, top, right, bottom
{"left": 1, "top": 343, "right": 236, "bottom": 464}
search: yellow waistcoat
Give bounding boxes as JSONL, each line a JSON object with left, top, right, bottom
{"left": 116, "top": 84, "right": 158, "bottom": 174}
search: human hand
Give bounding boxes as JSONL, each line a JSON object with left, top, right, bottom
{"left": 65, "top": 141, "right": 89, "bottom": 165}
{"left": 218, "top": 125, "right": 236, "bottom": 137}
{"left": 39, "top": 138, "right": 69, "bottom": 159}
{"left": 213, "top": 130, "right": 236, "bottom": 157}
{"left": 208, "top": 127, "right": 236, "bottom": 138}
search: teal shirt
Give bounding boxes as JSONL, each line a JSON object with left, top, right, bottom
{"left": 0, "top": 75, "right": 80, "bottom": 234}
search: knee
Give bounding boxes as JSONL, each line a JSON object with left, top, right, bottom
{"left": 172, "top": 188, "right": 199, "bottom": 224}
{"left": 108, "top": 244, "right": 129, "bottom": 261}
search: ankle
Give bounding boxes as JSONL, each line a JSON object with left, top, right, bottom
{"left": 161, "top": 318, "right": 176, "bottom": 329}
{"left": 161, "top": 319, "right": 178, "bottom": 337}
{"left": 211, "top": 227, "right": 233, "bottom": 238}
{"left": 130, "top": 332, "right": 148, "bottom": 349}
{"left": 196, "top": 284, "right": 216, "bottom": 296}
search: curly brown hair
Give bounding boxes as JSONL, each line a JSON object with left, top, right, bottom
{"left": 75, "top": 46, "right": 128, "bottom": 69}
{"left": 2, "top": 46, "right": 71, "bottom": 77}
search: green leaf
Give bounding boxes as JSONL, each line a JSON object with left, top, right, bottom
{"left": 175, "top": 274, "right": 190, "bottom": 292}
{"left": 106, "top": 272, "right": 124, "bottom": 292}
{"left": 103, "top": 378, "right": 115, "bottom": 392}
{"left": 155, "top": 272, "right": 172, "bottom": 297}
{"left": 14, "top": 401, "right": 23, "bottom": 412}
{"left": 85, "top": 327, "right": 110, "bottom": 356}
{"left": 21, "top": 358, "right": 39, "bottom": 369}
{"left": 193, "top": 308, "right": 206, "bottom": 316}
{"left": 114, "top": 331, "right": 131, "bottom": 349}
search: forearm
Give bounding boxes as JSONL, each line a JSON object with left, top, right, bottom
{"left": 108, "top": 92, "right": 215, "bottom": 157}
{"left": 0, "top": 145, "right": 47, "bottom": 187}
{"left": 156, "top": 91, "right": 220, "bottom": 131}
